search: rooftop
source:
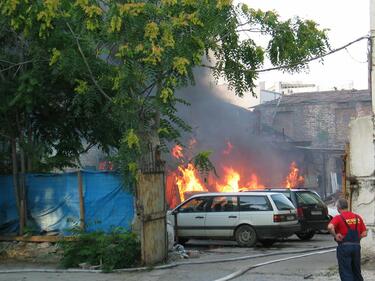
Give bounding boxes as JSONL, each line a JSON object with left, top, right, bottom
{"left": 255, "top": 89, "right": 370, "bottom": 107}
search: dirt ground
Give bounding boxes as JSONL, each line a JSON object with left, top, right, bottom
{"left": 0, "top": 241, "right": 61, "bottom": 267}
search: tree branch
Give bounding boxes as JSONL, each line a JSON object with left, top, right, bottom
{"left": 201, "top": 36, "right": 369, "bottom": 74}
{"left": 65, "top": 22, "right": 112, "bottom": 102}
{"left": 256, "top": 36, "right": 369, "bottom": 73}
{"left": 0, "top": 60, "right": 34, "bottom": 73}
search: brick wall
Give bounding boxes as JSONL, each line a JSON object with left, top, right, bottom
{"left": 256, "top": 101, "right": 371, "bottom": 148}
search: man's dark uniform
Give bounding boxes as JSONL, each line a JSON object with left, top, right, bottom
{"left": 330, "top": 211, "right": 367, "bottom": 281}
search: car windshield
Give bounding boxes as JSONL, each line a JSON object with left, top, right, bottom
{"left": 296, "top": 191, "right": 324, "bottom": 206}
{"left": 271, "top": 194, "right": 295, "bottom": 210}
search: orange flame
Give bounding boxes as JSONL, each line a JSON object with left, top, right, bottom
{"left": 171, "top": 145, "right": 184, "bottom": 159}
{"left": 216, "top": 167, "right": 241, "bottom": 192}
{"left": 285, "top": 161, "right": 304, "bottom": 188}
{"left": 166, "top": 140, "right": 306, "bottom": 208}
{"left": 189, "top": 138, "right": 197, "bottom": 148}
{"left": 223, "top": 141, "right": 233, "bottom": 155}
{"left": 175, "top": 163, "right": 208, "bottom": 202}
{"left": 244, "top": 174, "right": 265, "bottom": 190}
{"left": 216, "top": 167, "right": 265, "bottom": 192}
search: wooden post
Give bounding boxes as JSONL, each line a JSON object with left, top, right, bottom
{"left": 19, "top": 199, "right": 25, "bottom": 235}
{"left": 77, "top": 171, "right": 85, "bottom": 230}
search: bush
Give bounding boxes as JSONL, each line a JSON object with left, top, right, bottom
{"left": 59, "top": 227, "right": 140, "bottom": 272}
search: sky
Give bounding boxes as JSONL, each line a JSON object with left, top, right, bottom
{"left": 235, "top": 0, "right": 370, "bottom": 91}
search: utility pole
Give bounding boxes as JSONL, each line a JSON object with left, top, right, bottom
{"left": 371, "top": 0, "right": 375, "bottom": 113}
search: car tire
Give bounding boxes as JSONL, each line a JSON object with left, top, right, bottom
{"left": 259, "top": 239, "right": 276, "bottom": 247}
{"left": 235, "top": 225, "right": 257, "bottom": 247}
{"left": 296, "top": 230, "right": 315, "bottom": 240}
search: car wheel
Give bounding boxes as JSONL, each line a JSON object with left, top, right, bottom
{"left": 259, "top": 239, "right": 276, "bottom": 247}
{"left": 235, "top": 225, "right": 257, "bottom": 247}
{"left": 296, "top": 230, "right": 315, "bottom": 240}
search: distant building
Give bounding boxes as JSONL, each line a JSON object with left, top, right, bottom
{"left": 253, "top": 89, "right": 371, "bottom": 198}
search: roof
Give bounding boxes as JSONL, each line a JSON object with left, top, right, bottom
{"left": 187, "top": 191, "right": 282, "bottom": 197}
{"left": 254, "top": 89, "right": 370, "bottom": 107}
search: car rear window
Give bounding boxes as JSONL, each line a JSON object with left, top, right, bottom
{"left": 271, "top": 194, "right": 295, "bottom": 210}
{"left": 296, "top": 191, "right": 324, "bottom": 206}
{"left": 239, "top": 196, "right": 272, "bottom": 211}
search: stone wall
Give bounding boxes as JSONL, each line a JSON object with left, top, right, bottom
{"left": 257, "top": 101, "right": 371, "bottom": 148}
{"left": 254, "top": 95, "right": 371, "bottom": 198}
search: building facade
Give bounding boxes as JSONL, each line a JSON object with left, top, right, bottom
{"left": 253, "top": 89, "right": 371, "bottom": 198}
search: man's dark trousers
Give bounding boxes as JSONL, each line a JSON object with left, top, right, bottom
{"left": 337, "top": 244, "right": 363, "bottom": 281}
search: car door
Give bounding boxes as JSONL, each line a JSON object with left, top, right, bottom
{"left": 238, "top": 195, "right": 274, "bottom": 226}
{"left": 204, "top": 196, "right": 239, "bottom": 237}
{"left": 175, "top": 196, "right": 210, "bottom": 237}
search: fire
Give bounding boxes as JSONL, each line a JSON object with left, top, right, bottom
{"left": 171, "top": 145, "right": 184, "bottom": 159}
{"left": 223, "top": 141, "right": 233, "bottom": 155}
{"left": 175, "top": 163, "right": 208, "bottom": 202}
{"left": 285, "top": 161, "right": 305, "bottom": 188}
{"left": 216, "top": 167, "right": 265, "bottom": 192}
{"left": 216, "top": 167, "right": 241, "bottom": 192}
{"left": 166, "top": 140, "right": 305, "bottom": 208}
{"left": 245, "top": 174, "right": 265, "bottom": 190}
{"left": 189, "top": 138, "right": 197, "bottom": 148}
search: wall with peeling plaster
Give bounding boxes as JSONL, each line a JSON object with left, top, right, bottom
{"left": 348, "top": 116, "right": 375, "bottom": 255}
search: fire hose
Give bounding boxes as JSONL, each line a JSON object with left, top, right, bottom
{"left": 213, "top": 248, "right": 335, "bottom": 281}
{"left": 0, "top": 245, "right": 335, "bottom": 274}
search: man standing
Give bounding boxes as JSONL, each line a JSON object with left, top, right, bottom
{"left": 327, "top": 198, "right": 367, "bottom": 281}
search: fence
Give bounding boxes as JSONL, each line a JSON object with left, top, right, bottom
{"left": 0, "top": 171, "right": 134, "bottom": 235}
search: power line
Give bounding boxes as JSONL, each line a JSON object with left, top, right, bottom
{"left": 256, "top": 36, "right": 370, "bottom": 73}
{"left": 345, "top": 48, "right": 368, "bottom": 64}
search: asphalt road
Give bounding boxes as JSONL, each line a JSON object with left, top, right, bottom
{"left": 0, "top": 234, "right": 356, "bottom": 281}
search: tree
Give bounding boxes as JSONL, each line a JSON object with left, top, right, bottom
{"left": 0, "top": 0, "right": 329, "bottom": 190}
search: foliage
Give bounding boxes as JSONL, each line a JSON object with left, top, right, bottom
{"left": 0, "top": 0, "right": 329, "bottom": 188}
{"left": 191, "top": 150, "right": 217, "bottom": 176}
{"left": 58, "top": 227, "right": 140, "bottom": 272}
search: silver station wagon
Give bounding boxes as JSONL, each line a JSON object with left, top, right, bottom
{"left": 167, "top": 192, "right": 300, "bottom": 247}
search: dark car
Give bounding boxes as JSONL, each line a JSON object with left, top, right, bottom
{"left": 251, "top": 189, "right": 330, "bottom": 240}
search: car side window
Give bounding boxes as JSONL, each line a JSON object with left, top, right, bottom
{"left": 239, "top": 196, "right": 272, "bottom": 211}
{"left": 178, "top": 197, "right": 210, "bottom": 213}
{"left": 209, "top": 196, "right": 238, "bottom": 212}
{"left": 296, "top": 192, "right": 323, "bottom": 206}
{"left": 271, "top": 194, "right": 295, "bottom": 210}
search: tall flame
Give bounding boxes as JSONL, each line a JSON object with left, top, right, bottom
{"left": 175, "top": 163, "right": 208, "bottom": 202}
{"left": 171, "top": 145, "right": 184, "bottom": 159}
{"left": 216, "top": 167, "right": 241, "bottom": 192}
{"left": 285, "top": 161, "right": 305, "bottom": 188}
{"left": 223, "top": 141, "right": 233, "bottom": 155}
{"left": 216, "top": 167, "right": 265, "bottom": 192}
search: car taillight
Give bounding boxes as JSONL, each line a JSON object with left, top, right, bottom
{"left": 273, "top": 214, "right": 296, "bottom": 222}
{"left": 297, "top": 207, "right": 304, "bottom": 219}
{"left": 273, "top": 214, "right": 282, "bottom": 222}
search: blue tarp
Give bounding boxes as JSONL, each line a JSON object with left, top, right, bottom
{"left": 0, "top": 171, "right": 134, "bottom": 234}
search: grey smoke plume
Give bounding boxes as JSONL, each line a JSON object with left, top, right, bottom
{"left": 170, "top": 67, "right": 303, "bottom": 188}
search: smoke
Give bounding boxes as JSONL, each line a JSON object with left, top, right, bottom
{"left": 170, "top": 67, "right": 304, "bottom": 187}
